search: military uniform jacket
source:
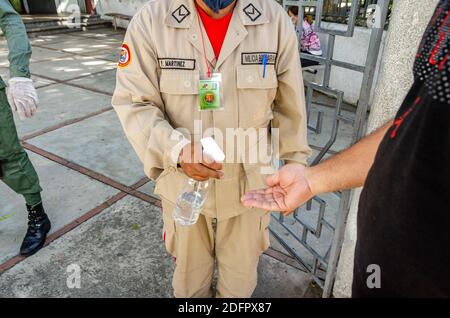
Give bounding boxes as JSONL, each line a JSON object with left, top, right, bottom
{"left": 112, "top": 0, "right": 311, "bottom": 220}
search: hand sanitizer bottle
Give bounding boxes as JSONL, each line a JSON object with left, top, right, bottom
{"left": 172, "top": 137, "right": 225, "bottom": 227}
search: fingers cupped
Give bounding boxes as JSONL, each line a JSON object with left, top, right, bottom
{"left": 202, "top": 165, "right": 224, "bottom": 180}
{"left": 202, "top": 159, "right": 223, "bottom": 171}
{"left": 6, "top": 92, "right": 17, "bottom": 112}
{"left": 243, "top": 197, "right": 278, "bottom": 211}
{"left": 15, "top": 101, "right": 28, "bottom": 120}
{"left": 241, "top": 188, "right": 270, "bottom": 201}
{"left": 188, "top": 163, "right": 224, "bottom": 180}
{"left": 282, "top": 210, "right": 295, "bottom": 216}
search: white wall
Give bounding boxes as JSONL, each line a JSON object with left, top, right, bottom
{"left": 308, "top": 22, "right": 387, "bottom": 105}
{"left": 94, "top": 0, "right": 149, "bottom": 28}
{"left": 54, "top": 0, "right": 86, "bottom": 13}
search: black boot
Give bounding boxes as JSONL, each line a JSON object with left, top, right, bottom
{"left": 20, "top": 202, "right": 51, "bottom": 256}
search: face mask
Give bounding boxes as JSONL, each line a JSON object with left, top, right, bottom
{"left": 201, "top": 0, "right": 235, "bottom": 13}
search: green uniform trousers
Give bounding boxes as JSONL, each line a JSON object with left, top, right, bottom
{"left": 0, "top": 88, "right": 42, "bottom": 206}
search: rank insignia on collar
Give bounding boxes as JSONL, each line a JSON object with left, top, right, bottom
{"left": 243, "top": 3, "right": 262, "bottom": 22}
{"left": 172, "top": 4, "right": 190, "bottom": 24}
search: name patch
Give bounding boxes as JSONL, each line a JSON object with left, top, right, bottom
{"left": 241, "top": 52, "right": 277, "bottom": 65}
{"left": 158, "top": 58, "right": 196, "bottom": 70}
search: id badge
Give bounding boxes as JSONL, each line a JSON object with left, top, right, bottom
{"left": 199, "top": 73, "right": 223, "bottom": 111}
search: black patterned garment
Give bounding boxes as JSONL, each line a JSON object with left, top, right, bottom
{"left": 352, "top": 0, "right": 450, "bottom": 297}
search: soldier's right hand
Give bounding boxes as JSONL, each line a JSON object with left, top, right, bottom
{"left": 179, "top": 142, "right": 224, "bottom": 182}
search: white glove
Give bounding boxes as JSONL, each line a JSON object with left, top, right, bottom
{"left": 7, "top": 77, "right": 39, "bottom": 121}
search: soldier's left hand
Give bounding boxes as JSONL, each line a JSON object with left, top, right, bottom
{"left": 7, "top": 77, "right": 39, "bottom": 120}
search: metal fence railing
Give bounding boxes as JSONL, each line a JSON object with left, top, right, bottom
{"left": 278, "top": 0, "right": 391, "bottom": 297}
{"left": 322, "top": 0, "right": 392, "bottom": 27}
{"left": 283, "top": 0, "right": 392, "bottom": 27}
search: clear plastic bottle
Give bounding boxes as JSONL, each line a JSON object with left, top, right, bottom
{"left": 173, "top": 137, "right": 224, "bottom": 227}
{"left": 172, "top": 178, "right": 209, "bottom": 226}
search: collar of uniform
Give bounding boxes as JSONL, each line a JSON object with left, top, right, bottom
{"left": 165, "top": 0, "right": 196, "bottom": 29}
{"left": 165, "top": 0, "right": 269, "bottom": 28}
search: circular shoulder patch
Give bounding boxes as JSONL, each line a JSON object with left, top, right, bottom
{"left": 118, "top": 43, "right": 131, "bottom": 68}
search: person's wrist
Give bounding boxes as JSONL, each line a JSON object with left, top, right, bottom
{"left": 9, "top": 65, "right": 31, "bottom": 79}
{"left": 8, "top": 77, "right": 33, "bottom": 84}
{"left": 304, "top": 165, "right": 322, "bottom": 196}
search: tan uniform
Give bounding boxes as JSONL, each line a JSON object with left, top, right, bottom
{"left": 112, "top": 0, "right": 311, "bottom": 297}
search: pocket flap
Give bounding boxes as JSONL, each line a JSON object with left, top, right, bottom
{"left": 160, "top": 70, "right": 199, "bottom": 95}
{"left": 236, "top": 65, "right": 278, "bottom": 89}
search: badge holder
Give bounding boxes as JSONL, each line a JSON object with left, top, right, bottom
{"left": 199, "top": 73, "right": 223, "bottom": 111}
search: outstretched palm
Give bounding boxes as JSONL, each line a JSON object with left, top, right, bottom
{"left": 241, "top": 164, "right": 314, "bottom": 215}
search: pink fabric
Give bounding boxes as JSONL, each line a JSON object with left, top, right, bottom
{"left": 301, "top": 20, "right": 321, "bottom": 52}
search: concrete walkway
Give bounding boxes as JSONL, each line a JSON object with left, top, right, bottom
{"left": 0, "top": 27, "right": 322, "bottom": 298}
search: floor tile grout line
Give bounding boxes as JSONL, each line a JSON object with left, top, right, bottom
{"left": 67, "top": 36, "right": 124, "bottom": 43}
{"left": 44, "top": 191, "right": 128, "bottom": 244}
{"left": 56, "top": 81, "right": 113, "bottom": 97}
{"left": 31, "top": 42, "right": 120, "bottom": 64}
{"left": 22, "top": 142, "right": 140, "bottom": 195}
{"left": 30, "top": 43, "right": 77, "bottom": 52}
{"left": 0, "top": 191, "right": 128, "bottom": 274}
{"left": 34, "top": 82, "right": 60, "bottom": 90}
{"left": 0, "top": 177, "right": 155, "bottom": 274}
{"left": 128, "top": 189, "right": 162, "bottom": 208}
{"left": 66, "top": 32, "right": 125, "bottom": 40}
{"left": 21, "top": 106, "right": 113, "bottom": 141}
{"left": 21, "top": 142, "right": 160, "bottom": 206}
{"left": 1, "top": 53, "right": 94, "bottom": 69}
{"left": 130, "top": 177, "right": 151, "bottom": 189}
{"left": 29, "top": 36, "right": 76, "bottom": 46}
{"left": 263, "top": 248, "right": 309, "bottom": 273}
{"left": 28, "top": 53, "right": 113, "bottom": 65}
{"left": 122, "top": 176, "right": 162, "bottom": 207}
{"left": 30, "top": 67, "right": 116, "bottom": 86}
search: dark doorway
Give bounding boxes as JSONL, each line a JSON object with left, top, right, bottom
{"left": 24, "top": 0, "right": 57, "bottom": 14}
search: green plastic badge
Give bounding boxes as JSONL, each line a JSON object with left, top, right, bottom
{"left": 199, "top": 74, "right": 222, "bottom": 111}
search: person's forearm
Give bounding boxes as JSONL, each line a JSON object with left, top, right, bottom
{"left": 307, "top": 120, "right": 393, "bottom": 195}
{"left": 0, "top": 7, "right": 32, "bottom": 78}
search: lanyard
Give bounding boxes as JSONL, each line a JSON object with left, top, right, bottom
{"left": 196, "top": 13, "right": 212, "bottom": 78}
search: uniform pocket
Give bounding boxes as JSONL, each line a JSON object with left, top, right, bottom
{"left": 159, "top": 70, "right": 200, "bottom": 128}
{"left": 0, "top": 89, "right": 23, "bottom": 159}
{"left": 161, "top": 200, "right": 177, "bottom": 257}
{"left": 159, "top": 70, "right": 199, "bottom": 95}
{"left": 236, "top": 65, "right": 278, "bottom": 128}
{"left": 154, "top": 168, "right": 185, "bottom": 206}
